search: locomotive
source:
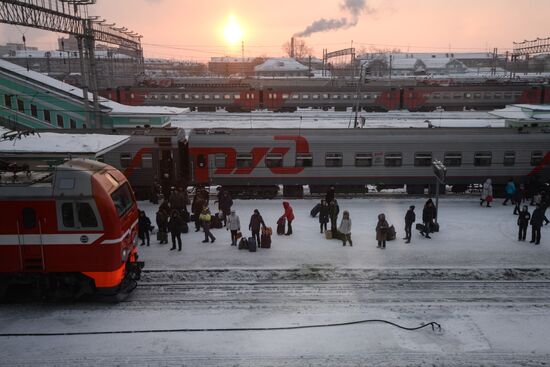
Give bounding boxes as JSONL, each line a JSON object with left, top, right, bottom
{"left": 0, "top": 159, "right": 143, "bottom": 300}
{"left": 102, "top": 80, "right": 550, "bottom": 112}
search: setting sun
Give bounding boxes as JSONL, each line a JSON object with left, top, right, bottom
{"left": 223, "top": 15, "right": 244, "bottom": 45}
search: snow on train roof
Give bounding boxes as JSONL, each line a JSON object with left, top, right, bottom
{"left": 0, "top": 59, "right": 187, "bottom": 116}
{"left": 0, "top": 128, "right": 129, "bottom": 155}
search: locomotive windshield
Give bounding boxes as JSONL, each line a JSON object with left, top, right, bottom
{"left": 111, "top": 183, "right": 135, "bottom": 217}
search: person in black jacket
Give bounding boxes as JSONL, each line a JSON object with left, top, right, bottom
{"left": 156, "top": 208, "right": 169, "bottom": 244}
{"left": 249, "top": 209, "right": 266, "bottom": 246}
{"left": 517, "top": 205, "right": 530, "bottom": 241}
{"left": 404, "top": 205, "right": 416, "bottom": 243}
{"left": 530, "top": 204, "right": 544, "bottom": 245}
{"left": 329, "top": 200, "right": 340, "bottom": 233}
{"left": 421, "top": 199, "right": 436, "bottom": 239}
{"left": 325, "top": 186, "right": 336, "bottom": 205}
{"left": 138, "top": 210, "right": 151, "bottom": 246}
{"left": 218, "top": 190, "right": 233, "bottom": 227}
{"left": 319, "top": 199, "right": 329, "bottom": 234}
{"left": 169, "top": 210, "right": 184, "bottom": 251}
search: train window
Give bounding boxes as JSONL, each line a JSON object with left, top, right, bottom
{"left": 56, "top": 114, "right": 64, "bottom": 128}
{"left": 494, "top": 93, "right": 502, "bottom": 99}
{"left": 120, "top": 153, "right": 132, "bottom": 168}
{"left": 111, "top": 183, "right": 134, "bottom": 218}
{"left": 292, "top": 94, "right": 300, "bottom": 100}
{"left": 343, "top": 95, "right": 350, "bottom": 99}
{"left": 224, "top": 95, "right": 231, "bottom": 100}
{"left": 312, "top": 94, "right": 319, "bottom": 99}
{"left": 173, "top": 95, "right": 180, "bottom": 100}
{"left": 474, "top": 152, "right": 492, "bottom": 166}
{"left": 265, "top": 153, "right": 283, "bottom": 168}
{"left": 77, "top": 203, "right": 99, "bottom": 228}
{"left": 204, "top": 95, "right": 211, "bottom": 100}
{"left": 432, "top": 93, "right": 440, "bottom": 99}
{"left": 465, "top": 93, "right": 472, "bottom": 99}
{"left": 296, "top": 153, "right": 313, "bottom": 167}
{"left": 184, "top": 94, "right": 190, "bottom": 99}
{"left": 163, "top": 95, "right": 169, "bottom": 100}
{"left": 332, "top": 94, "right": 340, "bottom": 100}
{"left": 372, "top": 94, "right": 378, "bottom": 99}
{"left": 453, "top": 94, "right": 462, "bottom": 99}
{"left": 214, "top": 95, "right": 221, "bottom": 100}
{"left": 363, "top": 94, "right": 370, "bottom": 99}
{"left": 503, "top": 152, "right": 516, "bottom": 166}
{"left": 152, "top": 94, "right": 159, "bottom": 100}
{"left": 325, "top": 153, "right": 343, "bottom": 167}
{"left": 483, "top": 93, "right": 491, "bottom": 99}
{"left": 3, "top": 94, "right": 11, "bottom": 108}
{"left": 197, "top": 155, "right": 206, "bottom": 168}
{"left": 236, "top": 154, "right": 253, "bottom": 168}
{"left": 302, "top": 94, "right": 310, "bottom": 99}
{"left": 443, "top": 93, "right": 450, "bottom": 99}
{"left": 282, "top": 94, "right": 290, "bottom": 99}
{"left": 444, "top": 152, "right": 462, "bottom": 167}
{"left": 214, "top": 154, "right": 226, "bottom": 168}
{"left": 30, "top": 104, "right": 38, "bottom": 118}
{"left": 61, "top": 203, "right": 75, "bottom": 228}
{"left": 193, "top": 94, "right": 200, "bottom": 99}
{"left": 22, "top": 208, "right": 36, "bottom": 229}
{"left": 474, "top": 93, "right": 482, "bottom": 99}
{"left": 355, "top": 153, "right": 373, "bottom": 167}
{"left": 414, "top": 152, "right": 432, "bottom": 167}
{"left": 234, "top": 94, "right": 241, "bottom": 99}
{"left": 504, "top": 93, "right": 512, "bottom": 98}
{"left": 384, "top": 153, "right": 402, "bottom": 167}
{"left": 322, "top": 94, "right": 329, "bottom": 99}
{"left": 531, "top": 151, "right": 544, "bottom": 166}
{"left": 142, "top": 153, "right": 153, "bottom": 169}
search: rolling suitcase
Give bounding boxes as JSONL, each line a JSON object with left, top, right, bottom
{"left": 260, "top": 233, "right": 271, "bottom": 248}
{"left": 276, "top": 217, "right": 286, "bottom": 235}
{"left": 248, "top": 236, "right": 257, "bottom": 252}
{"left": 416, "top": 223, "right": 426, "bottom": 232}
{"left": 431, "top": 222, "right": 440, "bottom": 233}
{"left": 387, "top": 225, "right": 396, "bottom": 241}
{"left": 238, "top": 237, "right": 248, "bottom": 250}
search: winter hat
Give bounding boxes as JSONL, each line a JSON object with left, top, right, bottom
{"left": 410, "top": 205, "right": 415, "bottom": 209}
{"left": 254, "top": 209, "right": 259, "bottom": 214}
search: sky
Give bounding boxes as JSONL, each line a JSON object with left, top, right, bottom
{"left": 0, "top": 0, "right": 549, "bottom": 61}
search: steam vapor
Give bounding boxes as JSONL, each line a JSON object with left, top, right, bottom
{"left": 294, "top": 0, "right": 374, "bottom": 37}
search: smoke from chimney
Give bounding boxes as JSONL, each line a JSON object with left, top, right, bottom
{"left": 294, "top": 0, "right": 374, "bottom": 38}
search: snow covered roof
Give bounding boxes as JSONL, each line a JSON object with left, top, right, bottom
{"left": 0, "top": 128, "right": 130, "bottom": 156}
{"left": 490, "top": 104, "right": 550, "bottom": 120}
{"left": 210, "top": 57, "right": 257, "bottom": 63}
{"left": 0, "top": 59, "right": 186, "bottom": 116}
{"left": 255, "top": 58, "right": 308, "bottom": 72}
{"left": 390, "top": 58, "right": 419, "bottom": 69}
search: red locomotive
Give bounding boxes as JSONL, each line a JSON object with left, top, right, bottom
{"left": 0, "top": 159, "right": 143, "bottom": 300}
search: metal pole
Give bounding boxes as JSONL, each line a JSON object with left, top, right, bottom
{"left": 435, "top": 177, "right": 439, "bottom": 225}
{"left": 77, "top": 35, "right": 90, "bottom": 129}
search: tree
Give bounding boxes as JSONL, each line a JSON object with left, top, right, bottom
{"left": 282, "top": 38, "right": 314, "bottom": 59}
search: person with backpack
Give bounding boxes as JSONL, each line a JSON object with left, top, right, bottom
{"left": 339, "top": 210, "right": 352, "bottom": 246}
{"left": 281, "top": 201, "right": 295, "bottom": 235}
{"left": 404, "top": 205, "right": 416, "bottom": 244}
{"left": 226, "top": 209, "right": 241, "bottom": 246}
{"left": 517, "top": 205, "right": 531, "bottom": 242}
{"left": 376, "top": 213, "right": 389, "bottom": 249}
{"left": 249, "top": 209, "right": 266, "bottom": 246}
{"left": 319, "top": 199, "right": 329, "bottom": 234}
{"left": 168, "top": 210, "right": 184, "bottom": 251}
{"left": 138, "top": 210, "right": 151, "bottom": 246}
{"left": 199, "top": 207, "right": 216, "bottom": 243}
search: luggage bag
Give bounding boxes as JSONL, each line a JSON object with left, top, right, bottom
{"left": 248, "top": 236, "right": 257, "bottom": 252}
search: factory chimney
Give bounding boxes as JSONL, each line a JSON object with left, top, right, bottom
{"left": 290, "top": 37, "right": 295, "bottom": 59}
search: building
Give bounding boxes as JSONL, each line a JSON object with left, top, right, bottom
{"left": 208, "top": 57, "right": 263, "bottom": 77}
{"left": 255, "top": 58, "right": 310, "bottom": 78}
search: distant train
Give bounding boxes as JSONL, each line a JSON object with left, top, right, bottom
{"left": 101, "top": 80, "right": 550, "bottom": 112}
{"left": 0, "top": 160, "right": 143, "bottom": 300}
{"left": 57, "top": 126, "right": 550, "bottom": 199}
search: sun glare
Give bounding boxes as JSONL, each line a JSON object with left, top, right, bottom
{"left": 223, "top": 15, "right": 244, "bottom": 45}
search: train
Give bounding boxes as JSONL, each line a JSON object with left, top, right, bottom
{"left": 101, "top": 80, "right": 550, "bottom": 113}
{"left": 0, "top": 159, "right": 144, "bottom": 300}
{"left": 38, "top": 125, "right": 550, "bottom": 200}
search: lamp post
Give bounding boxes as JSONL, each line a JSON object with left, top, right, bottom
{"left": 432, "top": 160, "right": 447, "bottom": 225}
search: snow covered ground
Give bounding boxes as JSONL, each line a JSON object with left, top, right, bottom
{"left": 2, "top": 196, "right": 550, "bottom": 366}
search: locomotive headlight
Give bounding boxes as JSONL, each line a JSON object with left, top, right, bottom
{"left": 121, "top": 248, "right": 129, "bottom": 261}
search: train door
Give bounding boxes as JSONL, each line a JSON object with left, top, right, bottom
{"left": 159, "top": 150, "right": 175, "bottom": 197}
{"left": 18, "top": 207, "right": 45, "bottom": 271}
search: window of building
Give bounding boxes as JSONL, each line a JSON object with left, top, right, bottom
{"left": 325, "top": 152, "right": 343, "bottom": 167}
{"left": 236, "top": 153, "right": 253, "bottom": 168}
{"left": 141, "top": 153, "right": 153, "bottom": 168}
{"left": 444, "top": 152, "right": 462, "bottom": 167}
{"left": 17, "top": 99, "right": 25, "bottom": 113}
{"left": 120, "top": 153, "right": 132, "bottom": 168}
{"left": 355, "top": 153, "right": 373, "bottom": 167}
{"left": 22, "top": 207, "right": 37, "bottom": 229}
{"left": 295, "top": 153, "right": 313, "bottom": 167}
{"left": 214, "top": 154, "right": 226, "bottom": 168}
{"left": 384, "top": 153, "right": 402, "bottom": 167}
{"left": 414, "top": 152, "right": 432, "bottom": 167}
{"left": 265, "top": 153, "right": 283, "bottom": 168}
{"left": 3, "top": 94, "right": 11, "bottom": 108}
{"left": 30, "top": 104, "right": 38, "bottom": 118}
{"left": 56, "top": 114, "right": 64, "bottom": 128}
{"left": 531, "top": 151, "right": 544, "bottom": 166}
{"left": 503, "top": 151, "right": 516, "bottom": 166}
{"left": 474, "top": 152, "right": 492, "bottom": 166}
{"left": 61, "top": 203, "right": 75, "bottom": 228}
{"left": 76, "top": 202, "right": 98, "bottom": 228}
{"left": 70, "top": 119, "right": 76, "bottom": 129}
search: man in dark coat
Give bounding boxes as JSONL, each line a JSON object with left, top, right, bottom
{"left": 249, "top": 209, "right": 266, "bottom": 246}
{"left": 329, "top": 200, "right": 340, "bottom": 233}
{"left": 138, "top": 210, "right": 151, "bottom": 246}
{"left": 218, "top": 190, "right": 233, "bottom": 227}
{"left": 404, "top": 205, "right": 416, "bottom": 243}
{"left": 169, "top": 211, "right": 184, "bottom": 251}
{"left": 191, "top": 193, "right": 205, "bottom": 232}
{"left": 421, "top": 199, "right": 436, "bottom": 239}
{"left": 319, "top": 199, "right": 329, "bottom": 234}
{"left": 530, "top": 204, "right": 544, "bottom": 245}
{"left": 517, "top": 205, "right": 530, "bottom": 241}
{"left": 325, "top": 186, "right": 336, "bottom": 205}
{"left": 156, "top": 208, "right": 169, "bottom": 244}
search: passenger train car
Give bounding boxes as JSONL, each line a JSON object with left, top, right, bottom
{"left": 0, "top": 160, "right": 143, "bottom": 300}
{"left": 103, "top": 82, "right": 549, "bottom": 112}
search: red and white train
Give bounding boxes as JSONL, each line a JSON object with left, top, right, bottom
{"left": 0, "top": 159, "right": 143, "bottom": 300}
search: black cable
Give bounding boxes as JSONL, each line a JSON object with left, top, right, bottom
{"left": 0, "top": 319, "right": 441, "bottom": 337}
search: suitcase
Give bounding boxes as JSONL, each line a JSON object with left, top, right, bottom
{"left": 310, "top": 203, "right": 321, "bottom": 218}
{"left": 416, "top": 223, "right": 426, "bottom": 232}
{"left": 387, "top": 225, "right": 396, "bottom": 241}
{"left": 248, "top": 236, "right": 257, "bottom": 252}
{"left": 238, "top": 238, "right": 248, "bottom": 250}
{"left": 156, "top": 231, "right": 168, "bottom": 243}
{"left": 431, "top": 222, "right": 440, "bottom": 233}
{"left": 276, "top": 218, "right": 285, "bottom": 235}
{"left": 260, "top": 234, "right": 271, "bottom": 248}
{"left": 211, "top": 214, "right": 223, "bottom": 229}
{"left": 262, "top": 226, "right": 273, "bottom": 236}
{"left": 182, "top": 222, "right": 189, "bottom": 234}
{"left": 325, "top": 230, "right": 332, "bottom": 240}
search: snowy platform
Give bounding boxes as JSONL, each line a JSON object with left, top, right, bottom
{"left": 138, "top": 197, "right": 550, "bottom": 271}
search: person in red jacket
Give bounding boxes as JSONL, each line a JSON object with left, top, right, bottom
{"left": 281, "top": 201, "right": 295, "bottom": 235}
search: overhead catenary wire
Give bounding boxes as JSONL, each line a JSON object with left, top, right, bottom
{"left": 0, "top": 319, "right": 442, "bottom": 337}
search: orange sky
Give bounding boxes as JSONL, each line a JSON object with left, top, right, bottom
{"left": 1, "top": 0, "right": 549, "bottom": 61}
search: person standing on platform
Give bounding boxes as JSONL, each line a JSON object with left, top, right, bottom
{"left": 404, "top": 205, "right": 416, "bottom": 243}
{"left": 200, "top": 207, "right": 216, "bottom": 244}
{"left": 249, "top": 209, "right": 266, "bottom": 246}
{"left": 339, "top": 210, "right": 353, "bottom": 246}
{"left": 480, "top": 178, "right": 493, "bottom": 207}
{"left": 517, "top": 205, "right": 530, "bottom": 242}
{"left": 138, "top": 210, "right": 151, "bottom": 247}
{"left": 226, "top": 209, "right": 241, "bottom": 246}
{"left": 169, "top": 211, "right": 184, "bottom": 251}
{"left": 376, "top": 213, "right": 389, "bottom": 249}
{"left": 329, "top": 199, "right": 340, "bottom": 233}
{"left": 281, "top": 201, "right": 295, "bottom": 235}
{"left": 319, "top": 199, "right": 329, "bottom": 234}
{"left": 530, "top": 204, "right": 544, "bottom": 245}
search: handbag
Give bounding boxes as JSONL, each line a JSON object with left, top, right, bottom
{"left": 236, "top": 231, "right": 243, "bottom": 239}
